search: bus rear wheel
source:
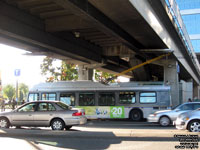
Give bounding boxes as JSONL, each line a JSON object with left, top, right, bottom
{"left": 130, "top": 110, "right": 142, "bottom": 121}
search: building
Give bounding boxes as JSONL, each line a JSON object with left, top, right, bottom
{"left": 176, "top": 0, "right": 200, "bottom": 53}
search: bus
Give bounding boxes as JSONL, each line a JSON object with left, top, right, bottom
{"left": 28, "top": 81, "right": 171, "bottom": 121}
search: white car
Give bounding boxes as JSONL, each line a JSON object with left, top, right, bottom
{"left": 175, "top": 108, "right": 200, "bottom": 132}
{"left": 148, "top": 102, "right": 200, "bottom": 126}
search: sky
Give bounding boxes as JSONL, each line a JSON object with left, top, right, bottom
{"left": 0, "top": 44, "right": 46, "bottom": 88}
{"left": 0, "top": 44, "right": 129, "bottom": 89}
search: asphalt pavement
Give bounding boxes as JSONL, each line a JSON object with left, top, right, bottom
{"left": 0, "top": 120, "right": 199, "bottom": 150}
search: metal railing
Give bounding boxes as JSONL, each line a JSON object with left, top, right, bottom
{"left": 165, "top": 0, "right": 200, "bottom": 71}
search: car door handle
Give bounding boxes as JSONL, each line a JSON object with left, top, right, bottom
{"left": 29, "top": 114, "right": 32, "bottom": 116}
{"left": 50, "top": 114, "right": 53, "bottom": 116}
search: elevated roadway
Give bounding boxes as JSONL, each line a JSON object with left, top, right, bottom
{"left": 0, "top": 0, "right": 200, "bottom": 102}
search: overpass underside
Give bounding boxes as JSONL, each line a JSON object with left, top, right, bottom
{"left": 0, "top": 0, "right": 200, "bottom": 105}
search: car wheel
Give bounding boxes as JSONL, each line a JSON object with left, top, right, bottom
{"left": 65, "top": 126, "right": 72, "bottom": 130}
{"left": 130, "top": 110, "right": 142, "bottom": 121}
{"left": 159, "top": 116, "right": 171, "bottom": 126}
{"left": 188, "top": 120, "right": 200, "bottom": 132}
{"left": 51, "top": 119, "right": 65, "bottom": 130}
{"left": 0, "top": 118, "right": 10, "bottom": 128}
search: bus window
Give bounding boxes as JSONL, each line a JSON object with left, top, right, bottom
{"left": 99, "top": 93, "right": 115, "bottom": 106}
{"left": 140, "top": 92, "right": 156, "bottom": 103}
{"left": 119, "top": 92, "right": 136, "bottom": 104}
{"left": 60, "top": 93, "right": 75, "bottom": 106}
{"left": 42, "top": 93, "right": 56, "bottom": 100}
{"left": 28, "top": 93, "right": 39, "bottom": 102}
{"left": 79, "top": 93, "right": 95, "bottom": 106}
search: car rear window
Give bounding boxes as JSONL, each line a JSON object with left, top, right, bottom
{"left": 55, "top": 102, "right": 69, "bottom": 110}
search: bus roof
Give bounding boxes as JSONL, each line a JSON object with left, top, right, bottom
{"left": 30, "top": 81, "right": 170, "bottom": 92}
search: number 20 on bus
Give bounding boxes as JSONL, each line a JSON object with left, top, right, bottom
{"left": 110, "top": 106, "right": 125, "bottom": 118}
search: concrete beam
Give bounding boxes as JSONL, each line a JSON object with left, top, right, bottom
{"left": 0, "top": 1, "right": 130, "bottom": 73}
{"left": 53, "top": 0, "right": 144, "bottom": 53}
{"left": 129, "top": 0, "right": 200, "bottom": 84}
{"left": 45, "top": 15, "right": 92, "bottom": 32}
{"left": 0, "top": 1, "right": 102, "bottom": 63}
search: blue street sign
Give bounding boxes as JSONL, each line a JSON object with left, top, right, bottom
{"left": 14, "top": 69, "right": 21, "bottom": 77}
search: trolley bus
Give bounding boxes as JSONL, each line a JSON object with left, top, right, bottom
{"left": 28, "top": 81, "right": 171, "bottom": 121}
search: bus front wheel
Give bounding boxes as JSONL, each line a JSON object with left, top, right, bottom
{"left": 130, "top": 109, "right": 143, "bottom": 121}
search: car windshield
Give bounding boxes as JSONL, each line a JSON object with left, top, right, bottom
{"left": 55, "top": 102, "right": 69, "bottom": 110}
{"left": 172, "top": 104, "right": 182, "bottom": 110}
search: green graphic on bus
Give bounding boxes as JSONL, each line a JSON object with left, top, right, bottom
{"left": 110, "top": 106, "right": 125, "bottom": 118}
{"left": 77, "top": 106, "right": 125, "bottom": 118}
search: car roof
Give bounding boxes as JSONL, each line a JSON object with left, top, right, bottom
{"left": 183, "top": 102, "right": 200, "bottom": 104}
{"left": 27, "top": 100, "right": 60, "bottom": 103}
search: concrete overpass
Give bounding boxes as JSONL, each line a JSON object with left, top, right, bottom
{"left": 0, "top": 0, "right": 200, "bottom": 105}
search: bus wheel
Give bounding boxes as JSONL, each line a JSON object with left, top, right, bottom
{"left": 130, "top": 110, "right": 142, "bottom": 121}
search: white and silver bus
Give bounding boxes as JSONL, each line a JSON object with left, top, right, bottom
{"left": 28, "top": 81, "right": 171, "bottom": 121}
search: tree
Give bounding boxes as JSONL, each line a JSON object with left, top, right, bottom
{"left": 94, "top": 70, "right": 116, "bottom": 84}
{"left": 40, "top": 57, "right": 115, "bottom": 83}
{"left": 19, "top": 83, "right": 29, "bottom": 102}
{"left": 3, "top": 84, "right": 15, "bottom": 100}
{"left": 40, "top": 57, "right": 78, "bottom": 82}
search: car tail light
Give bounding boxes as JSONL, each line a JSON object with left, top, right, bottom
{"left": 72, "top": 112, "right": 82, "bottom": 116}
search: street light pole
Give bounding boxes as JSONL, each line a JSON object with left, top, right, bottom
{"left": 16, "top": 78, "right": 18, "bottom": 102}
{"left": 14, "top": 69, "right": 20, "bottom": 103}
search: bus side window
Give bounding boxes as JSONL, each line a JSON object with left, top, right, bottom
{"left": 42, "top": 93, "right": 56, "bottom": 100}
{"left": 28, "top": 93, "right": 39, "bottom": 102}
{"left": 79, "top": 93, "right": 95, "bottom": 106}
{"left": 60, "top": 93, "right": 75, "bottom": 106}
{"left": 119, "top": 92, "right": 136, "bottom": 104}
{"left": 99, "top": 93, "right": 115, "bottom": 106}
{"left": 139, "top": 92, "right": 156, "bottom": 103}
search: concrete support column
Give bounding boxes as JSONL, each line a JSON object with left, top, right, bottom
{"left": 78, "top": 65, "right": 93, "bottom": 80}
{"left": 164, "top": 60, "right": 179, "bottom": 107}
{"left": 129, "top": 56, "right": 149, "bottom": 81}
{"left": 193, "top": 84, "right": 200, "bottom": 99}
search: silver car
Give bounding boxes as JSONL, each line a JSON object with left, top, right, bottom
{"left": 148, "top": 102, "right": 200, "bottom": 126}
{"left": 175, "top": 108, "right": 200, "bottom": 132}
{"left": 0, "top": 101, "right": 87, "bottom": 130}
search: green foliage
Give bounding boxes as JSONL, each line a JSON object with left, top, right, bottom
{"left": 19, "top": 83, "right": 29, "bottom": 101}
{"left": 95, "top": 70, "right": 116, "bottom": 84}
{"left": 40, "top": 57, "right": 78, "bottom": 82}
{"left": 60, "top": 61, "right": 78, "bottom": 81}
{"left": 3, "top": 84, "right": 15, "bottom": 100}
{"left": 40, "top": 57, "right": 115, "bottom": 83}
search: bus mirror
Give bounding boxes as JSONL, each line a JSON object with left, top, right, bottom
{"left": 69, "top": 106, "right": 72, "bottom": 110}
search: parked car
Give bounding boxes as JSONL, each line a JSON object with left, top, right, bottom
{"left": 175, "top": 108, "right": 200, "bottom": 132}
{"left": 147, "top": 102, "right": 200, "bottom": 126}
{"left": 0, "top": 101, "right": 87, "bottom": 130}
